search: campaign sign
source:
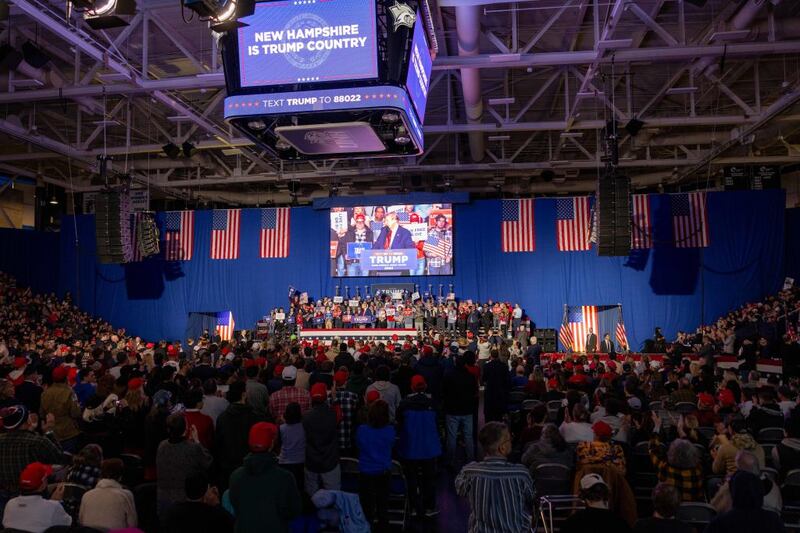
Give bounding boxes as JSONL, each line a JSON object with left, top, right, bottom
{"left": 405, "top": 222, "right": 428, "bottom": 243}
{"left": 404, "top": 14, "right": 432, "bottom": 122}
{"left": 347, "top": 241, "right": 372, "bottom": 260}
{"left": 275, "top": 312, "right": 286, "bottom": 320}
{"left": 351, "top": 315, "right": 374, "bottom": 324}
{"left": 333, "top": 296, "right": 344, "bottom": 303}
{"left": 360, "top": 249, "right": 418, "bottom": 272}
{"left": 238, "top": 0, "right": 378, "bottom": 87}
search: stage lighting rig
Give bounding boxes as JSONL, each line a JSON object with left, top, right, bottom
{"left": 70, "top": 0, "right": 137, "bottom": 29}
{"left": 182, "top": 0, "right": 255, "bottom": 32}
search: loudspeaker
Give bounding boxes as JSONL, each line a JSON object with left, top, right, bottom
{"left": 95, "top": 191, "right": 132, "bottom": 264}
{"left": 533, "top": 328, "right": 557, "bottom": 352}
{"left": 625, "top": 118, "right": 644, "bottom": 136}
{"left": 597, "top": 174, "right": 631, "bottom": 257}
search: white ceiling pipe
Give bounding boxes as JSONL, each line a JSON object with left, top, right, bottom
{"left": 455, "top": 4, "right": 485, "bottom": 162}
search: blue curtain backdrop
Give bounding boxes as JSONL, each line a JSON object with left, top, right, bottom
{"left": 0, "top": 228, "right": 60, "bottom": 294}
{"left": 56, "top": 189, "right": 786, "bottom": 348}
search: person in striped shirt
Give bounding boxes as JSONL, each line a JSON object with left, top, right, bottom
{"left": 455, "top": 422, "right": 534, "bottom": 533}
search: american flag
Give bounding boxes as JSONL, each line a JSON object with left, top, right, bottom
{"left": 559, "top": 305, "right": 598, "bottom": 352}
{"left": 130, "top": 212, "right": 144, "bottom": 262}
{"left": 422, "top": 234, "right": 452, "bottom": 258}
{"left": 395, "top": 211, "right": 410, "bottom": 223}
{"left": 210, "top": 209, "right": 240, "bottom": 259}
{"left": 671, "top": 192, "right": 709, "bottom": 248}
{"left": 501, "top": 199, "right": 535, "bottom": 252}
{"left": 259, "top": 208, "right": 290, "bottom": 258}
{"left": 164, "top": 211, "right": 194, "bottom": 261}
{"left": 216, "top": 311, "right": 235, "bottom": 341}
{"left": 556, "top": 197, "right": 592, "bottom": 251}
{"left": 616, "top": 306, "right": 629, "bottom": 351}
{"left": 631, "top": 194, "right": 652, "bottom": 249}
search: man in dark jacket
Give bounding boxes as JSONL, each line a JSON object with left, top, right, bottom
{"left": 215, "top": 381, "right": 264, "bottom": 490}
{"left": 747, "top": 388, "right": 785, "bottom": 436}
{"left": 228, "top": 422, "right": 301, "bottom": 533}
{"left": 303, "top": 383, "right": 340, "bottom": 496}
{"left": 704, "top": 471, "right": 785, "bottom": 533}
{"left": 442, "top": 354, "right": 478, "bottom": 467}
{"left": 482, "top": 350, "right": 511, "bottom": 423}
{"left": 333, "top": 344, "right": 355, "bottom": 371}
{"left": 397, "top": 375, "right": 442, "bottom": 517}
{"left": 414, "top": 347, "right": 444, "bottom": 405}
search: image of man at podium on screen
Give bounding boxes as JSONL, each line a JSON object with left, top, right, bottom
{"left": 375, "top": 211, "right": 415, "bottom": 249}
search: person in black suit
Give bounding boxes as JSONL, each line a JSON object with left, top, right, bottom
{"left": 374, "top": 212, "right": 415, "bottom": 250}
{"left": 585, "top": 329, "right": 598, "bottom": 353}
{"left": 482, "top": 350, "right": 511, "bottom": 423}
{"left": 599, "top": 333, "right": 616, "bottom": 360}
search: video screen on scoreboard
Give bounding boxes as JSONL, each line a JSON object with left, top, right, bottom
{"left": 330, "top": 204, "right": 453, "bottom": 277}
{"left": 237, "top": 0, "right": 378, "bottom": 88}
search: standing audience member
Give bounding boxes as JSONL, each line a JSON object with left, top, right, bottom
{"left": 455, "top": 422, "right": 534, "bottom": 533}
{"left": 79, "top": 458, "right": 138, "bottom": 531}
{"left": 229, "top": 422, "right": 301, "bottom": 533}
{"left": 40, "top": 366, "right": 82, "bottom": 452}
{"left": 443, "top": 354, "right": 478, "bottom": 468}
{"left": 2, "top": 463, "right": 72, "bottom": 533}
{"left": 356, "top": 399, "right": 396, "bottom": 531}
{"left": 303, "top": 383, "right": 341, "bottom": 495}
{"left": 156, "top": 413, "right": 213, "bottom": 518}
{"left": 215, "top": 381, "right": 263, "bottom": 490}
{"left": 245, "top": 365, "right": 269, "bottom": 418}
{"left": 269, "top": 366, "right": 311, "bottom": 422}
{"left": 482, "top": 350, "right": 510, "bottom": 423}
{"left": 200, "top": 379, "right": 229, "bottom": 427}
{"left": 332, "top": 370, "right": 359, "bottom": 456}
{"left": 365, "top": 366, "right": 401, "bottom": 421}
{"left": 277, "top": 402, "right": 306, "bottom": 494}
{"left": 184, "top": 388, "right": 215, "bottom": 450}
{"left": 561, "top": 473, "right": 633, "bottom": 533}
{"left": 397, "top": 375, "right": 442, "bottom": 518}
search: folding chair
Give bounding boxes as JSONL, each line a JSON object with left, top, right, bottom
{"left": 547, "top": 400, "right": 563, "bottom": 422}
{"left": 120, "top": 452, "right": 144, "bottom": 488}
{"left": 534, "top": 463, "right": 572, "bottom": 497}
{"left": 388, "top": 460, "right": 410, "bottom": 529}
{"left": 537, "top": 495, "right": 585, "bottom": 533}
{"left": 649, "top": 401, "right": 662, "bottom": 411}
{"left": 340, "top": 456, "right": 360, "bottom": 494}
{"left": 522, "top": 399, "right": 544, "bottom": 411}
{"left": 676, "top": 502, "right": 716, "bottom": 528}
{"left": 758, "top": 427, "right": 785, "bottom": 444}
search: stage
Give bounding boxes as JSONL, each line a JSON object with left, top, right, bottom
{"left": 298, "top": 328, "right": 419, "bottom": 343}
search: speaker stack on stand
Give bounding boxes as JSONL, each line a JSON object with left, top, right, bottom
{"left": 94, "top": 190, "right": 133, "bottom": 264}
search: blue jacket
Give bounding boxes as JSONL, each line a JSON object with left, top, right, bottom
{"left": 396, "top": 393, "right": 442, "bottom": 460}
{"left": 374, "top": 225, "right": 415, "bottom": 250}
{"left": 356, "top": 425, "right": 395, "bottom": 474}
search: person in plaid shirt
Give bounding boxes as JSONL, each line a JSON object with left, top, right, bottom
{"left": 332, "top": 370, "right": 359, "bottom": 456}
{"left": 269, "top": 367, "right": 310, "bottom": 423}
{"left": 0, "top": 405, "right": 63, "bottom": 497}
{"left": 649, "top": 412, "right": 704, "bottom": 502}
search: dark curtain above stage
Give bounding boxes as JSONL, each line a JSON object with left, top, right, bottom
{"left": 0, "top": 228, "right": 60, "bottom": 294}
{"left": 56, "top": 189, "right": 786, "bottom": 348}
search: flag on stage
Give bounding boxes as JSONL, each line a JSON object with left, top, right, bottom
{"left": 210, "top": 209, "right": 240, "bottom": 259}
{"left": 164, "top": 211, "right": 194, "bottom": 261}
{"left": 671, "top": 192, "right": 709, "bottom": 248}
{"left": 560, "top": 305, "right": 598, "bottom": 352}
{"left": 556, "top": 197, "right": 592, "bottom": 251}
{"left": 259, "top": 207, "right": 290, "bottom": 258}
{"left": 216, "top": 311, "right": 235, "bottom": 341}
{"left": 631, "top": 194, "right": 652, "bottom": 249}
{"left": 501, "top": 199, "right": 535, "bottom": 252}
{"left": 423, "top": 234, "right": 452, "bottom": 258}
{"left": 616, "top": 309, "right": 629, "bottom": 351}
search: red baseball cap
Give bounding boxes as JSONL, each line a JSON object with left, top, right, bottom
{"left": 355, "top": 214, "right": 366, "bottom": 222}
{"left": 13, "top": 357, "right": 27, "bottom": 369}
{"left": 248, "top": 422, "right": 278, "bottom": 453}
{"left": 334, "top": 370, "right": 348, "bottom": 386}
{"left": 127, "top": 377, "right": 144, "bottom": 391}
{"left": 391, "top": 334, "right": 399, "bottom": 342}
{"left": 592, "top": 420, "right": 613, "bottom": 439}
{"left": 698, "top": 392, "right": 715, "bottom": 407}
{"left": 167, "top": 345, "right": 177, "bottom": 355}
{"left": 411, "top": 375, "right": 427, "bottom": 392}
{"left": 51, "top": 366, "right": 68, "bottom": 382}
{"left": 311, "top": 383, "right": 328, "bottom": 400}
{"left": 273, "top": 365, "right": 285, "bottom": 377}
{"left": 718, "top": 388, "right": 736, "bottom": 407}
{"left": 19, "top": 462, "right": 52, "bottom": 491}
{"left": 366, "top": 390, "right": 380, "bottom": 403}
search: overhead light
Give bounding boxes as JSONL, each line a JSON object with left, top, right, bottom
{"left": 247, "top": 119, "right": 266, "bottom": 131}
{"left": 381, "top": 112, "right": 400, "bottom": 123}
{"left": 183, "top": 0, "right": 255, "bottom": 32}
{"left": 79, "top": 0, "right": 137, "bottom": 29}
{"left": 162, "top": 142, "right": 181, "bottom": 159}
{"left": 275, "top": 139, "right": 291, "bottom": 151}
{"left": 182, "top": 141, "right": 197, "bottom": 158}
{"left": 49, "top": 195, "right": 59, "bottom": 205}
{"left": 394, "top": 126, "right": 410, "bottom": 145}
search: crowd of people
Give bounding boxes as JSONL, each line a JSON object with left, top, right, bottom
{"left": 1, "top": 270, "right": 800, "bottom": 533}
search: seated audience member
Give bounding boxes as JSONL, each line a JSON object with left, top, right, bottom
{"left": 561, "top": 473, "right": 633, "bottom": 533}
{"left": 747, "top": 388, "right": 785, "bottom": 434}
{"left": 711, "top": 450, "right": 782, "bottom": 514}
{"left": 2, "top": 463, "right": 72, "bottom": 533}
{"left": 519, "top": 404, "right": 548, "bottom": 450}
{"left": 560, "top": 403, "right": 595, "bottom": 443}
{"left": 455, "top": 422, "right": 534, "bottom": 533}
{"left": 522, "top": 423, "right": 574, "bottom": 473}
{"left": 357, "top": 399, "right": 396, "bottom": 530}
{"left": 695, "top": 393, "right": 720, "bottom": 427}
{"left": 397, "top": 375, "right": 442, "bottom": 518}
{"left": 229, "top": 422, "right": 301, "bottom": 533}
{"left": 576, "top": 420, "right": 627, "bottom": 475}
{"left": 704, "top": 471, "right": 785, "bottom": 533}
{"left": 633, "top": 483, "right": 692, "bottom": 533}
{"left": 277, "top": 402, "right": 306, "bottom": 494}
{"left": 79, "top": 458, "right": 138, "bottom": 531}
{"left": 773, "top": 410, "right": 800, "bottom": 475}
{"left": 712, "top": 418, "right": 765, "bottom": 476}
{"left": 648, "top": 428, "right": 704, "bottom": 502}
{"left": 303, "top": 382, "right": 341, "bottom": 496}
{"left": 165, "top": 473, "right": 233, "bottom": 533}
{"left": 156, "top": 412, "right": 213, "bottom": 518}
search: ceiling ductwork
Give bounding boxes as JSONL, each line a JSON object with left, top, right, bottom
{"left": 455, "top": 4, "right": 484, "bottom": 162}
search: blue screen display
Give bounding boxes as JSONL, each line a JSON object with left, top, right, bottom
{"left": 237, "top": 0, "right": 378, "bottom": 88}
{"left": 404, "top": 15, "right": 432, "bottom": 122}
